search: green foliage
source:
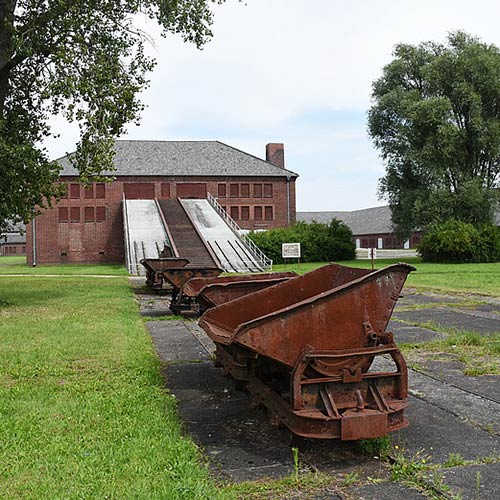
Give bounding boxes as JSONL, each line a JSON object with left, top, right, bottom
{"left": 443, "top": 452, "right": 466, "bottom": 468}
{"left": 249, "top": 220, "right": 355, "bottom": 264}
{"left": 0, "top": 1, "right": 222, "bottom": 234}
{"left": 358, "top": 435, "right": 392, "bottom": 458}
{"left": 369, "top": 31, "right": 500, "bottom": 236}
{"left": 418, "top": 219, "right": 500, "bottom": 263}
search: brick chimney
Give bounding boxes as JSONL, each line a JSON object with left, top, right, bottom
{"left": 266, "top": 143, "right": 285, "bottom": 169}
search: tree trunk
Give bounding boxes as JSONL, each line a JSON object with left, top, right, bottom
{"left": 0, "top": 0, "right": 16, "bottom": 115}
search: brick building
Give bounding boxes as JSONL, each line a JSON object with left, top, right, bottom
{"left": 27, "top": 140, "right": 298, "bottom": 265}
{"left": 298, "top": 206, "right": 423, "bottom": 249}
{"left": 0, "top": 233, "right": 27, "bottom": 256}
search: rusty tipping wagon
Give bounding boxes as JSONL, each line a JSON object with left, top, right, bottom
{"left": 199, "top": 262, "right": 415, "bottom": 440}
{"left": 140, "top": 257, "right": 190, "bottom": 291}
{"left": 176, "top": 271, "right": 298, "bottom": 315}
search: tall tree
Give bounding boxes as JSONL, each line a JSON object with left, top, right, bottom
{"left": 0, "top": 0, "right": 222, "bottom": 233}
{"left": 368, "top": 31, "right": 500, "bottom": 236}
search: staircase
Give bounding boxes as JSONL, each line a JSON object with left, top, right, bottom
{"left": 157, "top": 199, "right": 218, "bottom": 268}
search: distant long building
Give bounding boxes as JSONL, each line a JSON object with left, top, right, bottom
{"left": 297, "top": 206, "right": 421, "bottom": 249}
{"left": 298, "top": 206, "right": 500, "bottom": 250}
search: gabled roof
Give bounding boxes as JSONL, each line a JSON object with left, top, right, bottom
{"left": 299, "top": 206, "right": 500, "bottom": 235}
{"left": 297, "top": 206, "right": 394, "bottom": 235}
{"left": 56, "top": 140, "right": 299, "bottom": 178}
{"left": 1, "top": 233, "right": 26, "bottom": 244}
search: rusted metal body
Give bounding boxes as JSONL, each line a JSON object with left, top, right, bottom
{"left": 162, "top": 266, "right": 223, "bottom": 313}
{"left": 199, "top": 262, "right": 415, "bottom": 440}
{"left": 180, "top": 272, "right": 298, "bottom": 313}
{"left": 140, "top": 258, "right": 189, "bottom": 291}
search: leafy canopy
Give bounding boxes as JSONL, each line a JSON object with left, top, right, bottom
{"left": 0, "top": 0, "right": 223, "bottom": 234}
{"left": 249, "top": 220, "right": 356, "bottom": 264}
{"left": 368, "top": 31, "right": 500, "bottom": 236}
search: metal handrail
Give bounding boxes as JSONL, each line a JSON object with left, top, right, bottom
{"left": 207, "top": 192, "right": 272, "bottom": 270}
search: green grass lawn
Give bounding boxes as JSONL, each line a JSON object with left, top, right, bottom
{"left": 0, "top": 274, "right": 230, "bottom": 500}
{"left": 273, "top": 258, "right": 500, "bottom": 296}
{"left": 0, "top": 255, "right": 127, "bottom": 275}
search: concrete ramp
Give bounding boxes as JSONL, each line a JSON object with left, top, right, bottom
{"left": 180, "top": 199, "right": 267, "bottom": 273}
{"left": 123, "top": 199, "right": 170, "bottom": 275}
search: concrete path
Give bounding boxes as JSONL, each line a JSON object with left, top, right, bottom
{"left": 137, "top": 281, "right": 500, "bottom": 499}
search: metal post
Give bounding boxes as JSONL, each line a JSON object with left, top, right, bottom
{"left": 286, "top": 174, "right": 291, "bottom": 227}
{"left": 32, "top": 217, "right": 37, "bottom": 267}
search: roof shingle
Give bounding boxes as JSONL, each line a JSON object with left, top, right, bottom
{"left": 56, "top": 140, "right": 298, "bottom": 178}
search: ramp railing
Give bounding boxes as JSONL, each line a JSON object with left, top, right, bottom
{"left": 123, "top": 194, "right": 134, "bottom": 274}
{"left": 206, "top": 192, "right": 272, "bottom": 271}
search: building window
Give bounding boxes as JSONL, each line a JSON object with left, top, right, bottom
{"left": 253, "top": 183, "right": 262, "bottom": 198}
{"left": 96, "top": 206, "right": 106, "bottom": 222}
{"left": 22, "top": 246, "right": 25, "bottom": 254}
{"left": 58, "top": 207, "right": 69, "bottom": 223}
{"left": 241, "top": 206, "right": 250, "bottom": 220}
{"left": 264, "top": 206, "right": 273, "bottom": 220}
{"left": 264, "top": 183, "right": 273, "bottom": 198}
{"left": 84, "top": 207, "right": 95, "bottom": 222}
{"left": 230, "top": 184, "right": 239, "bottom": 198}
{"left": 254, "top": 206, "right": 262, "bottom": 220}
{"left": 84, "top": 185, "right": 94, "bottom": 199}
{"left": 230, "top": 206, "right": 239, "bottom": 220}
{"left": 241, "top": 184, "right": 250, "bottom": 197}
{"left": 161, "top": 183, "right": 171, "bottom": 199}
{"left": 218, "top": 184, "right": 227, "bottom": 197}
{"left": 70, "top": 207, "right": 80, "bottom": 223}
{"left": 95, "top": 183, "right": 106, "bottom": 199}
{"left": 70, "top": 183, "right": 80, "bottom": 199}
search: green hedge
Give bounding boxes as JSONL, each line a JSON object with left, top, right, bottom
{"left": 418, "top": 220, "right": 500, "bottom": 263}
{"left": 248, "top": 220, "right": 355, "bottom": 264}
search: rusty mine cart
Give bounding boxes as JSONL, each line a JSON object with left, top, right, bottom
{"left": 176, "top": 271, "right": 298, "bottom": 315}
{"left": 199, "top": 262, "right": 415, "bottom": 440}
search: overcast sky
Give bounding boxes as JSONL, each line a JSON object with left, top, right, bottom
{"left": 45, "top": 0, "right": 500, "bottom": 212}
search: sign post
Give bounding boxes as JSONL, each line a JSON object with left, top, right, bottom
{"left": 369, "top": 247, "right": 377, "bottom": 270}
{"left": 282, "top": 243, "right": 301, "bottom": 268}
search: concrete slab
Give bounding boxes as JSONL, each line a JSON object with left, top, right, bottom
{"left": 439, "top": 462, "right": 500, "bottom": 500}
{"left": 396, "top": 292, "right": 466, "bottom": 307}
{"left": 393, "top": 396, "right": 500, "bottom": 463}
{"left": 407, "top": 369, "right": 500, "bottom": 435}
{"left": 165, "top": 362, "right": 295, "bottom": 481}
{"left": 147, "top": 321, "right": 209, "bottom": 363}
{"left": 350, "top": 481, "right": 427, "bottom": 500}
{"left": 416, "top": 357, "right": 500, "bottom": 404}
{"left": 475, "top": 304, "right": 500, "bottom": 315}
{"left": 134, "top": 288, "right": 172, "bottom": 317}
{"left": 388, "top": 321, "right": 445, "bottom": 344}
{"left": 394, "top": 308, "right": 500, "bottom": 335}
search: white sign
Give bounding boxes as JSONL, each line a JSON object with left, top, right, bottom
{"left": 282, "top": 243, "right": 301, "bottom": 259}
{"left": 369, "top": 248, "right": 377, "bottom": 259}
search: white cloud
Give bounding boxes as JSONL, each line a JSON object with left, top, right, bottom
{"left": 46, "top": 0, "right": 500, "bottom": 210}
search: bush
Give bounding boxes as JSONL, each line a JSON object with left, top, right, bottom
{"left": 248, "top": 220, "right": 355, "bottom": 264}
{"left": 418, "top": 220, "right": 500, "bottom": 263}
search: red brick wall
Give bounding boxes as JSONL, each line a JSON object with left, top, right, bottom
{"left": 0, "top": 242, "right": 26, "bottom": 256}
{"left": 26, "top": 175, "right": 297, "bottom": 265}
{"left": 355, "top": 232, "right": 422, "bottom": 249}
